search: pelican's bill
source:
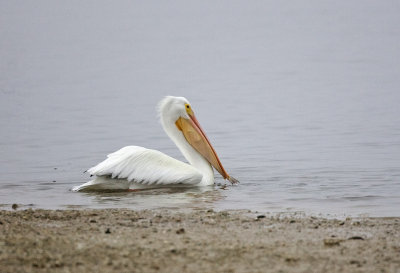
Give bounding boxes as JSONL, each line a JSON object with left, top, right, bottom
{"left": 175, "top": 115, "right": 231, "bottom": 181}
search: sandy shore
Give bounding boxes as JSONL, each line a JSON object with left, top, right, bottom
{"left": 0, "top": 208, "right": 399, "bottom": 273}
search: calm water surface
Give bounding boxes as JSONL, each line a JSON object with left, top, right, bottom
{"left": 1, "top": 1, "right": 400, "bottom": 217}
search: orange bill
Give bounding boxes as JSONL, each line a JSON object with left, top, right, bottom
{"left": 175, "top": 114, "right": 238, "bottom": 184}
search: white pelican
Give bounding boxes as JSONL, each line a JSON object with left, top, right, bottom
{"left": 72, "top": 96, "right": 238, "bottom": 191}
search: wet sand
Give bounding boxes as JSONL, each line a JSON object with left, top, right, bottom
{"left": 1, "top": 208, "right": 399, "bottom": 273}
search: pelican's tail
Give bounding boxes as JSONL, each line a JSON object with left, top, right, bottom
{"left": 72, "top": 176, "right": 130, "bottom": 192}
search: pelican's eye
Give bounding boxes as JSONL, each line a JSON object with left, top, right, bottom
{"left": 185, "top": 103, "right": 193, "bottom": 115}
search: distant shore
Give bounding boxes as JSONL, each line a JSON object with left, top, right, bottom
{"left": 1, "top": 208, "right": 399, "bottom": 273}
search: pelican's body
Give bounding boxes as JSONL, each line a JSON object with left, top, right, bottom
{"left": 72, "top": 96, "right": 237, "bottom": 192}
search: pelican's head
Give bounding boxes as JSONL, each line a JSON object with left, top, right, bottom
{"left": 158, "top": 96, "right": 191, "bottom": 124}
{"left": 158, "top": 96, "right": 238, "bottom": 184}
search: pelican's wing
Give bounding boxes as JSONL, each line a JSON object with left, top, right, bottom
{"left": 87, "top": 146, "right": 203, "bottom": 185}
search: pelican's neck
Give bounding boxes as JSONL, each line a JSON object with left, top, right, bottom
{"left": 162, "top": 118, "right": 214, "bottom": 185}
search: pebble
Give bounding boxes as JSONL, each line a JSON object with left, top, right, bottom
{"left": 348, "top": 236, "right": 364, "bottom": 240}
{"left": 323, "top": 238, "right": 342, "bottom": 246}
{"left": 176, "top": 228, "right": 185, "bottom": 234}
{"left": 350, "top": 260, "right": 362, "bottom": 267}
{"left": 220, "top": 211, "right": 229, "bottom": 217}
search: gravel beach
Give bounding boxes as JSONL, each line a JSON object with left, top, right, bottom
{"left": 1, "top": 208, "right": 399, "bottom": 273}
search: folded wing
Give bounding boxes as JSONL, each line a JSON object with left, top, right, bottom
{"left": 87, "top": 146, "right": 203, "bottom": 185}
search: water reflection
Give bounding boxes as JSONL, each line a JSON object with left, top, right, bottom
{"left": 72, "top": 186, "right": 224, "bottom": 210}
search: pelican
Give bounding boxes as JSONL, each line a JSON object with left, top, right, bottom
{"left": 72, "top": 96, "right": 238, "bottom": 191}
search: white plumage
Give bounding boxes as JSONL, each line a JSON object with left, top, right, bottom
{"left": 72, "top": 96, "right": 237, "bottom": 192}
{"left": 89, "top": 146, "right": 202, "bottom": 185}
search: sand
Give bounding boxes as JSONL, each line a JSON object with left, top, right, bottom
{"left": 0, "top": 208, "right": 399, "bottom": 273}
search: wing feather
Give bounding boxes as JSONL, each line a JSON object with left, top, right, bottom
{"left": 87, "top": 146, "right": 203, "bottom": 185}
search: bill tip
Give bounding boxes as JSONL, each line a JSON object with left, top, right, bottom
{"left": 228, "top": 176, "right": 239, "bottom": 185}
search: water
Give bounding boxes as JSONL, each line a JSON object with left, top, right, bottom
{"left": 1, "top": 1, "right": 400, "bottom": 217}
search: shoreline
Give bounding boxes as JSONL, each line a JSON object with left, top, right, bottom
{"left": 1, "top": 208, "right": 399, "bottom": 272}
